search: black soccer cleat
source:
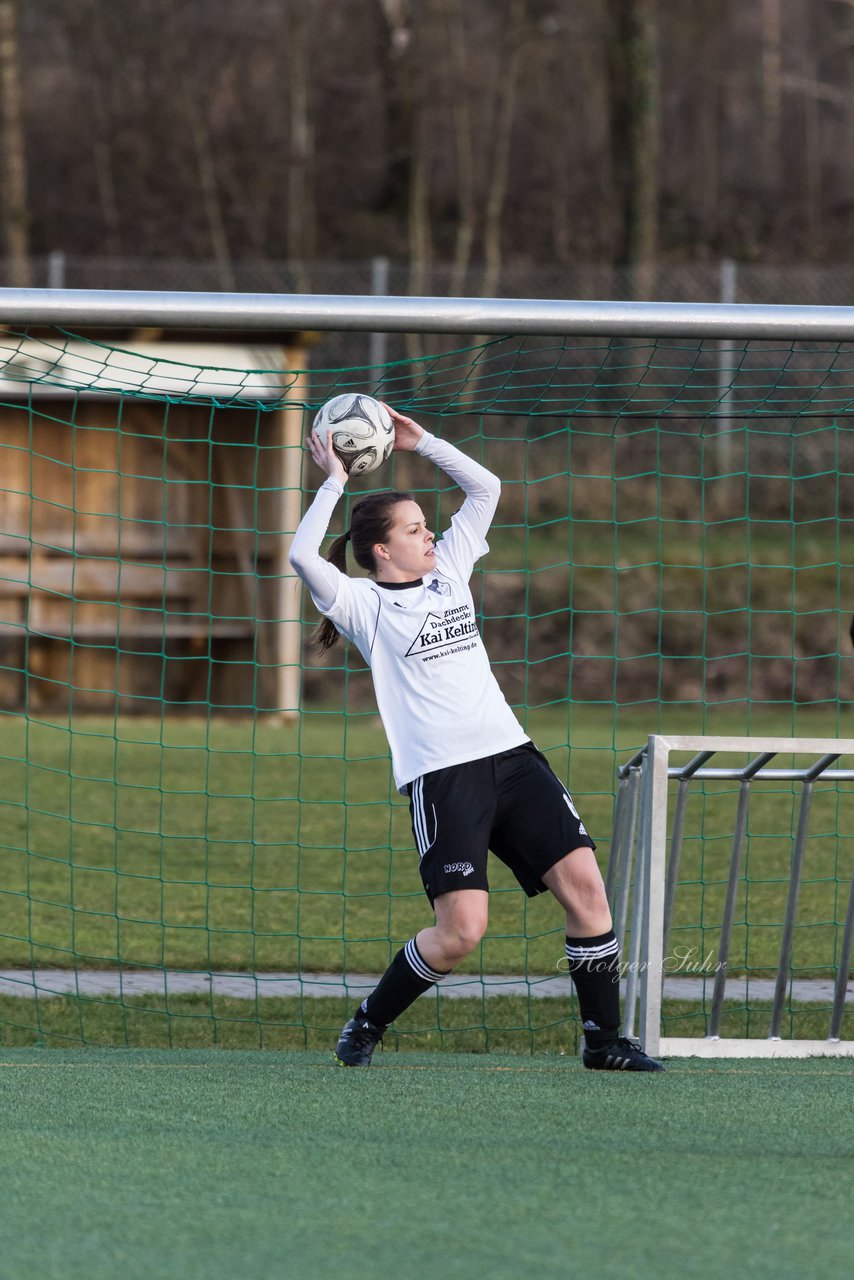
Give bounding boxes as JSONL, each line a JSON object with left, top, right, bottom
{"left": 334, "top": 1015, "right": 385, "bottom": 1067}
{"left": 582, "top": 1036, "right": 665, "bottom": 1072}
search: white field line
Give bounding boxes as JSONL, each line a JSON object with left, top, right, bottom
{"left": 0, "top": 970, "right": 849, "bottom": 1003}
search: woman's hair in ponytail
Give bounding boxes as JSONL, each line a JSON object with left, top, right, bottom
{"left": 315, "top": 491, "right": 415, "bottom": 650}
{"left": 315, "top": 528, "right": 350, "bottom": 650}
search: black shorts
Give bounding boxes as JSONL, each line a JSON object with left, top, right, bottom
{"left": 405, "top": 742, "right": 595, "bottom": 905}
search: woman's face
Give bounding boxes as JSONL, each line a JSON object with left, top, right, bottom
{"left": 373, "top": 500, "right": 435, "bottom": 580}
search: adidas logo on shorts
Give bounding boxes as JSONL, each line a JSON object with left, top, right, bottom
{"left": 443, "top": 861, "right": 475, "bottom": 876}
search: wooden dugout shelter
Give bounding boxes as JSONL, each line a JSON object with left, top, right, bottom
{"left": 0, "top": 328, "right": 310, "bottom": 714}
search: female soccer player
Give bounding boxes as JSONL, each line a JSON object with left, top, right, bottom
{"left": 289, "top": 406, "right": 663, "bottom": 1072}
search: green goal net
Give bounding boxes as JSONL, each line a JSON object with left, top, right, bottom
{"left": 0, "top": 325, "right": 852, "bottom": 1050}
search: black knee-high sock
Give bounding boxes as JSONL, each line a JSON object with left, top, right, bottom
{"left": 358, "top": 938, "right": 449, "bottom": 1028}
{"left": 565, "top": 930, "right": 621, "bottom": 1049}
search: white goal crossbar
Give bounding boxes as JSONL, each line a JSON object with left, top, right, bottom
{"left": 607, "top": 736, "right": 854, "bottom": 1058}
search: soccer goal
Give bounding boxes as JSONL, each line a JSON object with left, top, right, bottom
{"left": 609, "top": 736, "right": 854, "bottom": 1058}
{"left": 0, "top": 287, "right": 853, "bottom": 1054}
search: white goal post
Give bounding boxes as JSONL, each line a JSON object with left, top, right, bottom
{"left": 609, "top": 736, "right": 854, "bottom": 1058}
{"left": 7, "top": 287, "right": 854, "bottom": 338}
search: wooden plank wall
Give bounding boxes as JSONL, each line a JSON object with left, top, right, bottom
{"left": 0, "top": 396, "right": 291, "bottom": 712}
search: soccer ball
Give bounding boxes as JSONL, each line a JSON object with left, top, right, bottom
{"left": 312, "top": 393, "right": 395, "bottom": 476}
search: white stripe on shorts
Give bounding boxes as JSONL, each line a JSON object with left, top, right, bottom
{"left": 411, "top": 776, "right": 437, "bottom": 858}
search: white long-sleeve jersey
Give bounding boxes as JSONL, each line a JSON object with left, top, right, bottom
{"left": 288, "top": 431, "right": 529, "bottom": 791}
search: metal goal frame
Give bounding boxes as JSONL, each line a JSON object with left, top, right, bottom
{"left": 608, "top": 737, "right": 854, "bottom": 1058}
{"left": 7, "top": 287, "right": 854, "bottom": 338}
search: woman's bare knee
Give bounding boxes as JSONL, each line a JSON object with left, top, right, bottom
{"left": 417, "top": 890, "right": 488, "bottom": 968}
{"left": 437, "top": 901, "right": 488, "bottom": 958}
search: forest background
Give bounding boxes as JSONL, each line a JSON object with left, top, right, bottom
{"left": 1, "top": 0, "right": 852, "bottom": 294}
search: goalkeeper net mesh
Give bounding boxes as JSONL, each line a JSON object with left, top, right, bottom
{"left": 0, "top": 325, "right": 851, "bottom": 1050}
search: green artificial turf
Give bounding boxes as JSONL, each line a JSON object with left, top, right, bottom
{"left": 1, "top": 1049, "right": 852, "bottom": 1280}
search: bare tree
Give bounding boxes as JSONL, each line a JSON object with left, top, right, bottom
{"left": 481, "top": 0, "right": 527, "bottom": 299}
{"left": 606, "top": 0, "right": 661, "bottom": 293}
{"left": 377, "top": 0, "right": 433, "bottom": 356}
{"left": 186, "top": 91, "right": 235, "bottom": 290}
{"left": 695, "top": 0, "right": 721, "bottom": 251}
{"left": 0, "top": 0, "right": 30, "bottom": 285}
{"left": 283, "top": 0, "right": 316, "bottom": 289}
{"left": 830, "top": 0, "right": 854, "bottom": 214}
{"left": 761, "top": 0, "right": 783, "bottom": 198}
{"left": 59, "top": 0, "right": 124, "bottom": 255}
{"left": 790, "top": 4, "right": 832, "bottom": 256}
{"left": 440, "top": 0, "right": 476, "bottom": 294}
{"left": 158, "top": 2, "right": 235, "bottom": 287}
